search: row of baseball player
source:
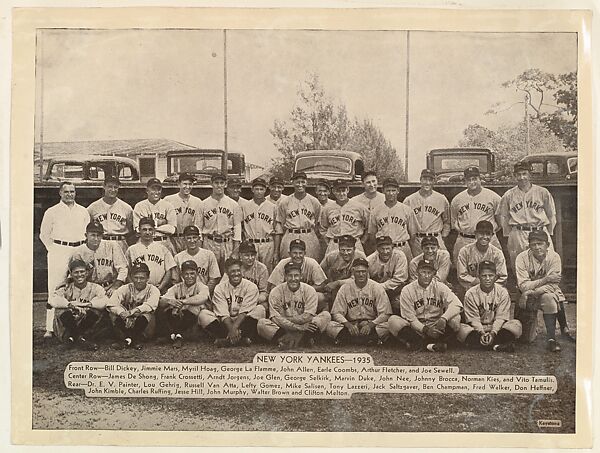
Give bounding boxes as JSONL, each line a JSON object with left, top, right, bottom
{"left": 47, "top": 229, "right": 563, "bottom": 353}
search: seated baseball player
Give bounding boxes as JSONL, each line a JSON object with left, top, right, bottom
{"left": 125, "top": 217, "right": 177, "bottom": 294}
{"left": 320, "top": 235, "right": 367, "bottom": 310}
{"left": 326, "top": 258, "right": 392, "bottom": 345}
{"left": 48, "top": 259, "right": 110, "bottom": 350}
{"left": 220, "top": 241, "right": 269, "bottom": 311}
{"left": 67, "top": 221, "right": 128, "bottom": 297}
{"left": 367, "top": 235, "right": 408, "bottom": 314}
{"left": 107, "top": 263, "right": 159, "bottom": 350}
{"left": 457, "top": 220, "right": 507, "bottom": 292}
{"left": 268, "top": 239, "right": 328, "bottom": 311}
{"left": 173, "top": 225, "right": 221, "bottom": 294}
{"left": 157, "top": 260, "right": 210, "bottom": 348}
{"left": 515, "top": 230, "right": 574, "bottom": 352}
{"left": 258, "top": 262, "right": 331, "bottom": 348}
{"left": 199, "top": 257, "right": 266, "bottom": 347}
{"left": 389, "top": 259, "right": 462, "bottom": 352}
{"left": 458, "top": 260, "right": 522, "bottom": 352}
{"left": 408, "top": 236, "right": 451, "bottom": 286}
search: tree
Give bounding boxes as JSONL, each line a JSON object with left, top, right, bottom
{"left": 269, "top": 73, "right": 404, "bottom": 180}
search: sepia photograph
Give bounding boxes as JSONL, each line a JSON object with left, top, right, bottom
{"left": 9, "top": 6, "right": 593, "bottom": 448}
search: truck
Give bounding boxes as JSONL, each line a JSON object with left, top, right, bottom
{"left": 163, "top": 149, "right": 247, "bottom": 184}
{"left": 293, "top": 150, "right": 365, "bottom": 183}
{"left": 426, "top": 147, "right": 495, "bottom": 183}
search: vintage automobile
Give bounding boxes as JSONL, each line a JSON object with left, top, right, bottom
{"left": 42, "top": 155, "right": 140, "bottom": 183}
{"left": 293, "top": 150, "right": 365, "bottom": 183}
{"left": 163, "top": 149, "right": 247, "bottom": 184}
{"left": 518, "top": 152, "right": 577, "bottom": 182}
{"left": 426, "top": 148, "right": 496, "bottom": 183}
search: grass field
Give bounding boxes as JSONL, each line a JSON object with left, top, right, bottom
{"left": 32, "top": 301, "right": 577, "bottom": 433}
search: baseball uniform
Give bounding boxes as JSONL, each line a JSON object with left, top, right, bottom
{"left": 515, "top": 248, "right": 565, "bottom": 312}
{"left": 174, "top": 248, "right": 221, "bottom": 287}
{"left": 107, "top": 281, "right": 160, "bottom": 338}
{"left": 157, "top": 280, "right": 211, "bottom": 341}
{"left": 40, "top": 200, "right": 90, "bottom": 332}
{"left": 450, "top": 187, "right": 502, "bottom": 263}
{"left": 321, "top": 250, "right": 367, "bottom": 283}
{"left": 161, "top": 280, "right": 210, "bottom": 316}
{"left": 221, "top": 260, "right": 269, "bottom": 307}
{"left": 258, "top": 282, "right": 331, "bottom": 340}
{"left": 404, "top": 190, "right": 450, "bottom": 255}
{"left": 268, "top": 257, "right": 327, "bottom": 287}
{"left": 367, "top": 249, "right": 408, "bottom": 313}
{"left": 267, "top": 193, "right": 288, "bottom": 205}
{"left": 368, "top": 201, "right": 418, "bottom": 262}
{"left": 318, "top": 199, "right": 339, "bottom": 260}
{"left": 323, "top": 199, "right": 369, "bottom": 255}
{"left": 352, "top": 191, "right": 385, "bottom": 213}
{"left": 457, "top": 243, "right": 508, "bottom": 290}
{"left": 275, "top": 193, "right": 322, "bottom": 260}
{"left": 326, "top": 279, "right": 392, "bottom": 339}
{"left": 133, "top": 199, "right": 178, "bottom": 254}
{"left": 408, "top": 250, "right": 451, "bottom": 283}
{"left": 164, "top": 193, "right": 203, "bottom": 254}
{"left": 87, "top": 197, "right": 133, "bottom": 253}
{"left": 199, "top": 194, "right": 242, "bottom": 269}
{"left": 68, "top": 241, "right": 128, "bottom": 290}
{"left": 498, "top": 185, "right": 556, "bottom": 269}
{"left": 126, "top": 242, "right": 176, "bottom": 287}
{"left": 240, "top": 198, "right": 277, "bottom": 271}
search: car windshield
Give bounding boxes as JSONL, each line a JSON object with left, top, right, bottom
{"left": 295, "top": 156, "right": 352, "bottom": 174}
{"left": 49, "top": 162, "right": 85, "bottom": 180}
{"left": 169, "top": 155, "right": 223, "bottom": 174}
{"left": 567, "top": 157, "right": 577, "bottom": 173}
{"left": 432, "top": 155, "right": 489, "bottom": 173}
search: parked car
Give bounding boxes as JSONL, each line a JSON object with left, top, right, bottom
{"left": 427, "top": 148, "right": 495, "bottom": 183}
{"left": 163, "top": 149, "right": 247, "bottom": 184}
{"left": 293, "top": 150, "right": 365, "bottom": 183}
{"left": 43, "top": 155, "right": 140, "bottom": 183}
{"left": 518, "top": 152, "right": 577, "bottom": 182}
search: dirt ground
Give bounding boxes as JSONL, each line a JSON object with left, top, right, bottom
{"left": 32, "top": 302, "right": 577, "bottom": 433}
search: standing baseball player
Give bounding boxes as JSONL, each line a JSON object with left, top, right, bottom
{"left": 326, "top": 258, "right": 392, "bottom": 345}
{"left": 48, "top": 259, "right": 109, "bottom": 350}
{"left": 240, "top": 178, "right": 277, "bottom": 272}
{"left": 199, "top": 173, "right": 242, "bottom": 271}
{"left": 133, "top": 177, "right": 177, "bottom": 255}
{"left": 457, "top": 220, "right": 508, "bottom": 292}
{"left": 39, "top": 182, "right": 90, "bottom": 338}
{"left": 515, "top": 231, "right": 574, "bottom": 352}
{"left": 164, "top": 173, "right": 203, "bottom": 254}
{"left": 368, "top": 177, "right": 418, "bottom": 263}
{"left": 388, "top": 259, "right": 463, "bottom": 351}
{"left": 408, "top": 236, "right": 452, "bottom": 285}
{"left": 498, "top": 161, "right": 556, "bottom": 270}
{"left": 315, "top": 179, "right": 336, "bottom": 261}
{"left": 158, "top": 260, "right": 210, "bottom": 348}
{"left": 226, "top": 179, "right": 243, "bottom": 204}
{"left": 458, "top": 260, "right": 522, "bottom": 352}
{"left": 367, "top": 235, "right": 408, "bottom": 314}
{"left": 107, "top": 263, "right": 159, "bottom": 350}
{"left": 404, "top": 169, "right": 450, "bottom": 256}
{"left": 68, "top": 221, "right": 128, "bottom": 297}
{"left": 274, "top": 171, "right": 322, "bottom": 261}
{"left": 267, "top": 176, "right": 288, "bottom": 205}
{"left": 450, "top": 166, "right": 502, "bottom": 264}
{"left": 125, "top": 217, "right": 176, "bottom": 294}
{"left": 258, "top": 262, "right": 331, "bottom": 347}
{"left": 198, "top": 257, "right": 266, "bottom": 346}
{"left": 173, "top": 225, "right": 221, "bottom": 294}
{"left": 87, "top": 175, "right": 134, "bottom": 253}
{"left": 351, "top": 170, "right": 385, "bottom": 214}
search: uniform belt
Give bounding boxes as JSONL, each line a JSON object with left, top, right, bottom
{"left": 515, "top": 225, "right": 544, "bottom": 232}
{"left": 53, "top": 240, "right": 84, "bottom": 247}
{"left": 103, "top": 234, "right": 126, "bottom": 240}
{"left": 392, "top": 241, "right": 408, "bottom": 247}
{"left": 416, "top": 232, "right": 439, "bottom": 237}
{"left": 247, "top": 237, "right": 271, "bottom": 243}
{"left": 459, "top": 232, "right": 476, "bottom": 239}
{"left": 205, "top": 234, "right": 231, "bottom": 243}
{"left": 153, "top": 236, "right": 170, "bottom": 241}
{"left": 172, "top": 233, "right": 187, "bottom": 238}
{"left": 288, "top": 228, "right": 312, "bottom": 234}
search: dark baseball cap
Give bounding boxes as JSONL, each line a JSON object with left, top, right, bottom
{"left": 382, "top": 177, "right": 399, "bottom": 188}
{"left": 475, "top": 220, "right": 494, "bottom": 234}
{"left": 420, "top": 169, "right": 436, "bottom": 179}
{"left": 289, "top": 239, "right": 306, "bottom": 251}
{"left": 292, "top": 171, "right": 308, "bottom": 180}
{"left": 139, "top": 217, "right": 156, "bottom": 228}
{"left": 333, "top": 179, "right": 349, "bottom": 189}
{"left": 238, "top": 241, "right": 257, "bottom": 254}
{"left": 478, "top": 260, "right": 497, "bottom": 274}
{"left": 178, "top": 173, "right": 196, "bottom": 183}
{"left": 130, "top": 263, "right": 150, "bottom": 276}
{"left": 183, "top": 225, "right": 200, "bottom": 236}
{"left": 211, "top": 173, "right": 227, "bottom": 182}
{"left": 229, "top": 179, "right": 242, "bottom": 188}
{"left": 352, "top": 257, "right": 369, "bottom": 268}
{"left": 417, "top": 259, "right": 436, "bottom": 271}
{"left": 181, "top": 260, "right": 198, "bottom": 272}
{"left": 376, "top": 235, "right": 393, "bottom": 247}
{"left": 316, "top": 179, "right": 331, "bottom": 189}
{"left": 528, "top": 230, "right": 548, "bottom": 243}
{"left": 420, "top": 236, "right": 438, "bottom": 247}
{"left": 86, "top": 221, "right": 104, "bottom": 234}
{"left": 104, "top": 175, "right": 121, "bottom": 185}
{"left": 269, "top": 176, "right": 284, "bottom": 186}
{"left": 252, "top": 178, "right": 268, "bottom": 188}
{"left": 284, "top": 261, "right": 302, "bottom": 274}
{"left": 68, "top": 259, "right": 88, "bottom": 272}
{"left": 224, "top": 257, "right": 242, "bottom": 269}
{"left": 146, "top": 178, "right": 162, "bottom": 188}
{"left": 514, "top": 161, "right": 532, "bottom": 173}
{"left": 464, "top": 166, "right": 481, "bottom": 178}
{"left": 338, "top": 235, "right": 356, "bottom": 247}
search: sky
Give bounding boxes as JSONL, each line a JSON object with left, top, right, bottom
{"left": 36, "top": 29, "right": 577, "bottom": 180}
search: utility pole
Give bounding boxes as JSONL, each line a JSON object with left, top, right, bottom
{"left": 404, "top": 31, "right": 410, "bottom": 181}
{"left": 38, "top": 30, "right": 45, "bottom": 181}
{"left": 524, "top": 92, "right": 530, "bottom": 155}
{"left": 223, "top": 29, "right": 229, "bottom": 176}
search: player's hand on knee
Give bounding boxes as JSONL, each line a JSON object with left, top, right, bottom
{"left": 305, "top": 322, "right": 319, "bottom": 333}
{"left": 432, "top": 318, "right": 447, "bottom": 335}
{"left": 345, "top": 323, "right": 360, "bottom": 336}
{"left": 359, "top": 323, "right": 373, "bottom": 336}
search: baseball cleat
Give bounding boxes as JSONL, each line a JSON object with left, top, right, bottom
{"left": 214, "top": 338, "right": 231, "bottom": 348}
{"left": 426, "top": 342, "right": 447, "bottom": 352}
{"left": 132, "top": 341, "right": 144, "bottom": 350}
{"left": 173, "top": 337, "right": 183, "bottom": 349}
{"left": 77, "top": 336, "right": 98, "bottom": 351}
{"left": 110, "top": 341, "right": 125, "bottom": 350}
{"left": 240, "top": 337, "right": 252, "bottom": 346}
{"left": 560, "top": 330, "right": 576, "bottom": 343}
{"left": 65, "top": 336, "right": 76, "bottom": 348}
{"left": 547, "top": 339, "right": 561, "bottom": 352}
{"left": 493, "top": 342, "right": 515, "bottom": 353}
{"left": 43, "top": 331, "right": 54, "bottom": 339}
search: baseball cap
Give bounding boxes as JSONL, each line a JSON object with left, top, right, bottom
{"left": 68, "top": 259, "right": 88, "bottom": 272}
{"left": 146, "top": 177, "right": 162, "bottom": 188}
{"left": 229, "top": 179, "right": 242, "bottom": 188}
{"left": 514, "top": 161, "right": 532, "bottom": 173}
{"left": 338, "top": 235, "right": 356, "bottom": 247}
{"left": 211, "top": 173, "right": 227, "bottom": 182}
{"left": 382, "top": 177, "right": 399, "bottom": 188}
{"left": 86, "top": 221, "right": 104, "bottom": 234}
{"left": 376, "top": 236, "right": 393, "bottom": 247}
{"left": 292, "top": 171, "right": 308, "bottom": 180}
{"left": 464, "top": 166, "right": 481, "bottom": 178}
{"left": 289, "top": 239, "right": 306, "bottom": 251}
{"left": 139, "top": 217, "right": 156, "bottom": 228}
{"left": 182, "top": 225, "right": 200, "bottom": 236}
{"left": 224, "top": 257, "right": 242, "bottom": 270}
{"left": 269, "top": 176, "right": 284, "bottom": 186}
{"left": 352, "top": 257, "right": 369, "bottom": 268}
{"left": 178, "top": 172, "right": 196, "bottom": 183}
{"left": 104, "top": 175, "right": 121, "bottom": 185}
{"left": 238, "top": 241, "right": 257, "bottom": 254}
{"left": 420, "top": 236, "right": 438, "bottom": 247}
{"left": 333, "top": 179, "right": 349, "bottom": 189}
{"left": 417, "top": 259, "right": 436, "bottom": 271}
{"left": 284, "top": 261, "right": 302, "bottom": 274}
{"left": 528, "top": 230, "right": 548, "bottom": 243}
{"left": 252, "top": 177, "right": 268, "bottom": 188}
{"left": 181, "top": 260, "right": 198, "bottom": 272}
{"left": 475, "top": 220, "right": 494, "bottom": 234}
{"left": 130, "top": 263, "right": 150, "bottom": 276}
{"left": 316, "top": 179, "right": 331, "bottom": 189}
{"left": 420, "top": 169, "right": 436, "bottom": 179}
{"left": 478, "top": 260, "right": 497, "bottom": 274}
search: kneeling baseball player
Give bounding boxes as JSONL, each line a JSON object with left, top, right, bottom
{"left": 389, "top": 259, "right": 462, "bottom": 352}
{"left": 107, "top": 263, "right": 159, "bottom": 350}
{"left": 326, "top": 258, "right": 392, "bottom": 345}
{"left": 48, "top": 259, "right": 110, "bottom": 350}
{"left": 258, "top": 262, "right": 331, "bottom": 348}
{"left": 157, "top": 260, "right": 210, "bottom": 348}
{"left": 458, "top": 260, "right": 522, "bottom": 352}
{"left": 199, "top": 257, "right": 266, "bottom": 347}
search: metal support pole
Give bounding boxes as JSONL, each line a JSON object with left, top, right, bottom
{"left": 223, "top": 29, "right": 229, "bottom": 176}
{"left": 404, "top": 31, "right": 410, "bottom": 181}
